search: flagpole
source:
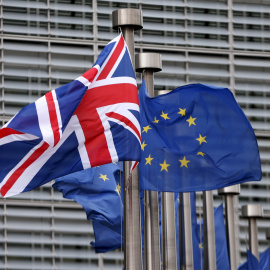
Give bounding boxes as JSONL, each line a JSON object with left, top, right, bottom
{"left": 203, "top": 191, "right": 217, "bottom": 270}
{"left": 112, "top": 9, "right": 143, "bottom": 270}
{"left": 266, "top": 228, "right": 270, "bottom": 244}
{"left": 155, "top": 89, "right": 178, "bottom": 269}
{"left": 135, "top": 52, "right": 162, "bottom": 270}
{"left": 241, "top": 204, "right": 264, "bottom": 260}
{"left": 218, "top": 185, "right": 240, "bottom": 270}
{"left": 179, "top": 193, "right": 194, "bottom": 270}
{"left": 161, "top": 192, "right": 178, "bottom": 270}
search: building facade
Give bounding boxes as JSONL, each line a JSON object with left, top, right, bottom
{"left": 0, "top": 0, "right": 269, "bottom": 269}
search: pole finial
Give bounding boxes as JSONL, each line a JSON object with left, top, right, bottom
{"left": 135, "top": 53, "right": 162, "bottom": 73}
{"left": 112, "top": 9, "right": 143, "bottom": 30}
{"left": 218, "top": 184, "right": 240, "bottom": 195}
{"left": 241, "top": 204, "right": 264, "bottom": 218}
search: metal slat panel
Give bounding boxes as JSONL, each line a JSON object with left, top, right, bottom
{"left": 0, "top": 0, "right": 269, "bottom": 268}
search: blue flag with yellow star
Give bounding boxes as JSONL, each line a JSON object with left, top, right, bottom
{"left": 191, "top": 198, "right": 230, "bottom": 270}
{"left": 139, "top": 79, "right": 261, "bottom": 192}
{"left": 53, "top": 163, "right": 123, "bottom": 253}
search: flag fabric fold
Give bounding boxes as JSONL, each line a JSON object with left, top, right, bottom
{"left": 139, "top": 79, "right": 261, "bottom": 192}
{"left": 238, "top": 248, "right": 270, "bottom": 270}
{"left": 260, "top": 248, "right": 270, "bottom": 270}
{"left": 0, "top": 34, "right": 141, "bottom": 197}
{"left": 190, "top": 197, "right": 230, "bottom": 270}
{"left": 53, "top": 162, "right": 123, "bottom": 253}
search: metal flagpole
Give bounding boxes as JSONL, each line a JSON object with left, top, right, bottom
{"left": 179, "top": 193, "right": 194, "bottom": 270}
{"left": 203, "top": 190, "right": 217, "bottom": 270}
{"left": 218, "top": 185, "right": 240, "bottom": 270}
{"left": 161, "top": 191, "right": 178, "bottom": 270}
{"left": 241, "top": 204, "right": 264, "bottom": 260}
{"left": 135, "top": 52, "right": 162, "bottom": 270}
{"left": 154, "top": 89, "right": 178, "bottom": 269}
{"left": 112, "top": 9, "right": 143, "bottom": 270}
{"left": 266, "top": 228, "right": 270, "bottom": 244}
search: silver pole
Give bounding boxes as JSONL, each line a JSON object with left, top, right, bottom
{"left": 112, "top": 9, "right": 143, "bottom": 270}
{"left": 203, "top": 191, "right": 217, "bottom": 270}
{"left": 154, "top": 89, "right": 177, "bottom": 270}
{"left": 241, "top": 204, "right": 264, "bottom": 260}
{"left": 218, "top": 185, "right": 240, "bottom": 270}
{"left": 179, "top": 193, "right": 194, "bottom": 270}
{"left": 161, "top": 192, "right": 178, "bottom": 270}
{"left": 266, "top": 228, "right": 270, "bottom": 243}
{"left": 135, "top": 53, "right": 162, "bottom": 270}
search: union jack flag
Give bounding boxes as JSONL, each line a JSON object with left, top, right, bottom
{"left": 0, "top": 34, "right": 141, "bottom": 197}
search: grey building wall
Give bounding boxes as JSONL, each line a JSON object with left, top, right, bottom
{"left": 0, "top": 0, "right": 269, "bottom": 269}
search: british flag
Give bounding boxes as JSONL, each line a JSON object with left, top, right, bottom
{"left": 0, "top": 34, "right": 141, "bottom": 197}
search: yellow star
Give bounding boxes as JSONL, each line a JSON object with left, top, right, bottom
{"left": 196, "top": 134, "right": 207, "bottom": 145}
{"left": 153, "top": 116, "right": 159, "bottom": 123}
{"left": 186, "top": 116, "right": 196, "bottom": 127}
{"left": 160, "top": 111, "right": 170, "bottom": 120}
{"left": 99, "top": 174, "right": 109, "bottom": 181}
{"left": 142, "top": 125, "right": 152, "bottom": 133}
{"left": 141, "top": 141, "right": 147, "bottom": 151}
{"left": 160, "top": 160, "right": 170, "bottom": 172}
{"left": 179, "top": 156, "right": 190, "bottom": 168}
{"left": 113, "top": 162, "right": 117, "bottom": 165}
{"left": 197, "top": 152, "right": 205, "bottom": 157}
{"left": 115, "top": 183, "right": 121, "bottom": 195}
{"left": 178, "top": 108, "right": 186, "bottom": 117}
{"left": 145, "top": 154, "right": 154, "bottom": 165}
{"left": 199, "top": 243, "right": 203, "bottom": 249}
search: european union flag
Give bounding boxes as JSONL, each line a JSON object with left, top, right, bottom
{"left": 53, "top": 163, "right": 123, "bottom": 253}
{"left": 189, "top": 191, "right": 230, "bottom": 270}
{"left": 246, "top": 250, "right": 260, "bottom": 270}
{"left": 139, "top": 79, "right": 261, "bottom": 192}
{"left": 260, "top": 248, "right": 270, "bottom": 270}
{"left": 238, "top": 248, "right": 270, "bottom": 270}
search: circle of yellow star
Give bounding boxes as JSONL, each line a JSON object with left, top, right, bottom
{"left": 160, "top": 111, "right": 170, "bottom": 120}
{"left": 179, "top": 156, "right": 190, "bottom": 168}
{"left": 141, "top": 141, "right": 147, "bottom": 151}
{"left": 186, "top": 116, "right": 196, "bottom": 127}
{"left": 115, "top": 183, "right": 121, "bottom": 195}
{"left": 153, "top": 116, "right": 159, "bottom": 123}
{"left": 99, "top": 174, "right": 109, "bottom": 181}
{"left": 178, "top": 108, "right": 186, "bottom": 117}
{"left": 145, "top": 154, "right": 154, "bottom": 165}
{"left": 196, "top": 134, "right": 207, "bottom": 145}
{"left": 160, "top": 160, "right": 170, "bottom": 172}
{"left": 197, "top": 152, "right": 205, "bottom": 157}
{"left": 142, "top": 125, "right": 152, "bottom": 133}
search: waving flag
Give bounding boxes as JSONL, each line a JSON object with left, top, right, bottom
{"left": 139, "top": 79, "right": 261, "bottom": 192}
{"left": 238, "top": 248, "right": 270, "bottom": 270}
{"left": 53, "top": 163, "right": 123, "bottom": 253}
{"left": 0, "top": 34, "right": 141, "bottom": 197}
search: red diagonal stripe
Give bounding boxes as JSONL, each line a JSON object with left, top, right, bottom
{"left": 1, "top": 142, "right": 50, "bottom": 197}
{"left": 45, "top": 91, "right": 60, "bottom": 146}
{"left": 82, "top": 67, "right": 98, "bottom": 83}
{"left": 105, "top": 111, "right": 141, "bottom": 141}
{"left": 0, "top": 128, "right": 24, "bottom": 139}
{"left": 75, "top": 83, "right": 139, "bottom": 167}
{"left": 97, "top": 35, "right": 125, "bottom": 80}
